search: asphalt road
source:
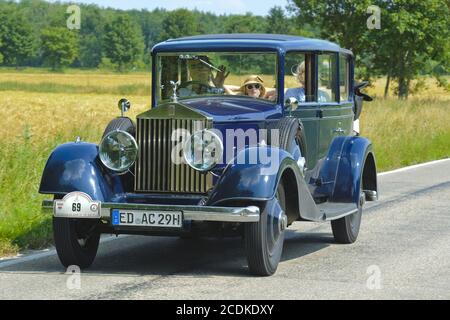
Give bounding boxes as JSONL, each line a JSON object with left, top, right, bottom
{"left": 1, "top": 159, "right": 449, "bottom": 300}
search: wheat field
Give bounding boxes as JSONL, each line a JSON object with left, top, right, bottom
{"left": 0, "top": 70, "right": 449, "bottom": 256}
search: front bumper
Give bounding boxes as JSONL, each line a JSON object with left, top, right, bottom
{"left": 42, "top": 200, "right": 260, "bottom": 223}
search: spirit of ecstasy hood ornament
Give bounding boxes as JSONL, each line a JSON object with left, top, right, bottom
{"left": 170, "top": 80, "right": 181, "bottom": 102}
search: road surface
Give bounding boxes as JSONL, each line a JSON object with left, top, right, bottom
{"left": 1, "top": 159, "right": 449, "bottom": 299}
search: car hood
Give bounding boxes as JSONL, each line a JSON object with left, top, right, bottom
{"left": 181, "top": 97, "right": 282, "bottom": 123}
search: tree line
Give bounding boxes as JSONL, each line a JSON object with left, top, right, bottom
{"left": 0, "top": 0, "right": 448, "bottom": 98}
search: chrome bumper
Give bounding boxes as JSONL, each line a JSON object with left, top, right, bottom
{"left": 42, "top": 200, "right": 260, "bottom": 223}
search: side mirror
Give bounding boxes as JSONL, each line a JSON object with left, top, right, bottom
{"left": 353, "top": 81, "right": 373, "bottom": 120}
{"left": 118, "top": 98, "right": 131, "bottom": 117}
{"left": 284, "top": 97, "right": 298, "bottom": 112}
{"left": 355, "top": 81, "right": 373, "bottom": 102}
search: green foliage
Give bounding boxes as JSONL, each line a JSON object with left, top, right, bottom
{"left": 79, "top": 34, "right": 102, "bottom": 68}
{"left": 223, "top": 13, "right": 267, "bottom": 33}
{"left": 0, "top": 6, "right": 34, "bottom": 66}
{"left": 103, "top": 14, "right": 144, "bottom": 71}
{"left": 159, "top": 9, "right": 199, "bottom": 41}
{"left": 266, "top": 7, "right": 285, "bottom": 34}
{"left": 288, "top": 0, "right": 450, "bottom": 99}
{"left": 41, "top": 27, "right": 79, "bottom": 70}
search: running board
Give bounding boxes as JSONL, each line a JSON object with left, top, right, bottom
{"left": 316, "top": 202, "right": 359, "bottom": 221}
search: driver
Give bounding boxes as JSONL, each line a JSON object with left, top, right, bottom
{"left": 178, "top": 56, "right": 229, "bottom": 97}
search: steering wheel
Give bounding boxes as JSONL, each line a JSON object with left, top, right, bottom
{"left": 178, "top": 81, "right": 213, "bottom": 94}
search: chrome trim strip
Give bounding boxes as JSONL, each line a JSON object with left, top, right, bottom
{"left": 42, "top": 200, "right": 260, "bottom": 222}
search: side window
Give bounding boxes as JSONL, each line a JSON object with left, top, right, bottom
{"left": 339, "top": 54, "right": 350, "bottom": 101}
{"left": 284, "top": 52, "right": 317, "bottom": 103}
{"left": 318, "top": 54, "right": 337, "bottom": 102}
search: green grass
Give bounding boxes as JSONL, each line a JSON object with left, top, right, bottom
{"left": 0, "top": 66, "right": 151, "bottom": 75}
{"left": 0, "top": 124, "right": 105, "bottom": 257}
{"left": 360, "top": 97, "right": 450, "bottom": 171}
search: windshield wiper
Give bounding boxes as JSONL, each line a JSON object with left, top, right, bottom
{"left": 179, "top": 55, "right": 221, "bottom": 72}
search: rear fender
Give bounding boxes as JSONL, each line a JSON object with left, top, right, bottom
{"left": 316, "top": 136, "right": 377, "bottom": 204}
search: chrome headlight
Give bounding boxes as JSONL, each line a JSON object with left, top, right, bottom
{"left": 99, "top": 130, "right": 138, "bottom": 172}
{"left": 184, "top": 129, "right": 223, "bottom": 172}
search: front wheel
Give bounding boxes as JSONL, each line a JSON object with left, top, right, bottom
{"left": 245, "top": 183, "right": 287, "bottom": 276}
{"left": 53, "top": 217, "right": 100, "bottom": 269}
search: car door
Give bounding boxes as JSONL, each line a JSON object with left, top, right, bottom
{"left": 317, "top": 53, "right": 353, "bottom": 159}
{"left": 285, "top": 52, "right": 320, "bottom": 169}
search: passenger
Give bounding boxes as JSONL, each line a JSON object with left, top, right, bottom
{"left": 285, "top": 62, "right": 330, "bottom": 102}
{"left": 285, "top": 62, "right": 306, "bottom": 102}
{"left": 240, "top": 75, "right": 266, "bottom": 98}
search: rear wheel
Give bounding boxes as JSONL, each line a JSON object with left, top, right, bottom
{"left": 331, "top": 184, "right": 365, "bottom": 244}
{"left": 53, "top": 217, "right": 100, "bottom": 269}
{"left": 245, "top": 182, "right": 287, "bottom": 276}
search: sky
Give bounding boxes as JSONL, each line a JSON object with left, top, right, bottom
{"left": 46, "top": 0, "right": 289, "bottom": 16}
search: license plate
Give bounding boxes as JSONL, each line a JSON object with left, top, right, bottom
{"left": 54, "top": 192, "right": 101, "bottom": 218}
{"left": 111, "top": 210, "right": 183, "bottom": 228}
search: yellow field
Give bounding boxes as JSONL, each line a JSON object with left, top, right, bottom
{"left": 0, "top": 70, "right": 449, "bottom": 256}
{"left": 0, "top": 71, "right": 151, "bottom": 89}
{"left": 3, "top": 92, "right": 150, "bottom": 143}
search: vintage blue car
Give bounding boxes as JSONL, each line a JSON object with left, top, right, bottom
{"left": 40, "top": 34, "right": 377, "bottom": 276}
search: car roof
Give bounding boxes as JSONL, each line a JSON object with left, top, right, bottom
{"left": 152, "top": 33, "right": 353, "bottom": 56}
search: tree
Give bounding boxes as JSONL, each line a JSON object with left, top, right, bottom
{"left": 266, "top": 6, "right": 288, "bottom": 34}
{"left": 103, "top": 14, "right": 144, "bottom": 71}
{"left": 159, "top": 9, "right": 198, "bottom": 41}
{"left": 288, "top": 1, "right": 373, "bottom": 59}
{"left": 288, "top": 0, "right": 450, "bottom": 99}
{"left": 41, "top": 27, "right": 79, "bottom": 70}
{"left": 367, "top": 0, "right": 449, "bottom": 99}
{"left": 79, "top": 34, "right": 102, "bottom": 68}
{"left": 223, "top": 13, "right": 267, "bottom": 33}
{"left": 0, "top": 9, "right": 34, "bottom": 67}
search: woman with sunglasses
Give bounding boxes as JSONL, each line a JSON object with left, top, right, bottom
{"left": 240, "top": 75, "right": 266, "bottom": 98}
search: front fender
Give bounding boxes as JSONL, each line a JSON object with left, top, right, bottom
{"left": 208, "top": 146, "right": 301, "bottom": 204}
{"left": 39, "top": 142, "right": 127, "bottom": 201}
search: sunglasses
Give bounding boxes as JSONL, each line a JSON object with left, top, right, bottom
{"left": 246, "top": 84, "right": 261, "bottom": 90}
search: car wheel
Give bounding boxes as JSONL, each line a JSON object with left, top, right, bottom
{"left": 53, "top": 217, "right": 100, "bottom": 269}
{"left": 245, "top": 182, "right": 287, "bottom": 276}
{"left": 331, "top": 183, "right": 365, "bottom": 244}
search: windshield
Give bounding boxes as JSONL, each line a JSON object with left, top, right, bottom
{"left": 156, "top": 52, "right": 278, "bottom": 103}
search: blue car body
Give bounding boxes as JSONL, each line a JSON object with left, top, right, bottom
{"left": 40, "top": 34, "right": 377, "bottom": 232}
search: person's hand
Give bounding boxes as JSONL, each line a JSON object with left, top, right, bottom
{"left": 265, "top": 89, "right": 277, "bottom": 101}
{"left": 212, "top": 65, "right": 230, "bottom": 88}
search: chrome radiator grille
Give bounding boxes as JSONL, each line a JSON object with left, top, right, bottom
{"left": 135, "top": 117, "right": 213, "bottom": 193}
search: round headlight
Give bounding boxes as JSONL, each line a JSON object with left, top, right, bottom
{"left": 99, "top": 130, "right": 138, "bottom": 172}
{"left": 184, "top": 129, "right": 223, "bottom": 172}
